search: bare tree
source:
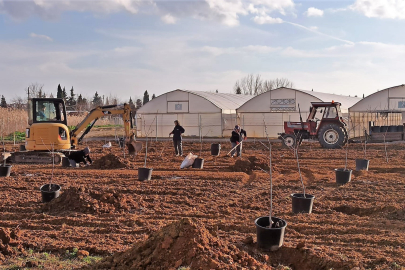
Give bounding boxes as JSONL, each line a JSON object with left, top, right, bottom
{"left": 234, "top": 75, "right": 293, "bottom": 96}
{"left": 11, "top": 96, "right": 26, "bottom": 109}
{"left": 26, "top": 83, "right": 45, "bottom": 99}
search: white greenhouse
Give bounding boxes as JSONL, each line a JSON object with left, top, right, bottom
{"left": 236, "top": 87, "right": 361, "bottom": 138}
{"left": 135, "top": 89, "right": 253, "bottom": 138}
{"left": 348, "top": 84, "right": 405, "bottom": 138}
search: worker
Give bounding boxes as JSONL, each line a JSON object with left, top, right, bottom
{"left": 37, "top": 104, "right": 47, "bottom": 121}
{"left": 169, "top": 120, "right": 185, "bottom": 156}
{"left": 230, "top": 125, "right": 247, "bottom": 157}
{"left": 67, "top": 147, "right": 92, "bottom": 167}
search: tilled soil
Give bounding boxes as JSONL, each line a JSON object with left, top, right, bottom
{"left": 0, "top": 140, "right": 405, "bottom": 269}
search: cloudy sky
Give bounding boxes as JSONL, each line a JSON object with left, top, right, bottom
{"left": 1, "top": 0, "right": 404, "bottom": 101}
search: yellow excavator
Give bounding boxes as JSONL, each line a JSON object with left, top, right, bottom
{"left": 9, "top": 98, "right": 139, "bottom": 164}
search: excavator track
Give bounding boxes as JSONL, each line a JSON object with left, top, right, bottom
{"left": 9, "top": 151, "right": 65, "bottom": 165}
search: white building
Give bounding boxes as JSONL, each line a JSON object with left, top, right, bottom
{"left": 237, "top": 87, "right": 361, "bottom": 138}
{"left": 135, "top": 89, "right": 253, "bottom": 138}
{"left": 348, "top": 84, "right": 405, "bottom": 138}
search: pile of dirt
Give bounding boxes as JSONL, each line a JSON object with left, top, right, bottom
{"left": 230, "top": 156, "right": 270, "bottom": 174}
{"left": 42, "top": 186, "right": 145, "bottom": 214}
{"left": 91, "top": 154, "right": 128, "bottom": 169}
{"left": 0, "top": 227, "right": 24, "bottom": 261}
{"left": 87, "top": 218, "right": 269, "bottom": 270}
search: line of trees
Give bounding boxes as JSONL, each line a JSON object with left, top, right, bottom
{"left": 3, "top": 83, "right": 157, "bottom": 113}
{"left": 234, "top": 74, "right": 294, "bottom": 95}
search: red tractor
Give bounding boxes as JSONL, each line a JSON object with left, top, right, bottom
{"left": 279, "top": 101, "right": 348, "bottom": 149}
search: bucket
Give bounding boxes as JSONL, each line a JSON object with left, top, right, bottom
{"left": 19, "top": 145, "right": 26, "bottom": 151}
{"left": 138, "top": 167, "right": 152, "bottom": 181}
{"left": 355, "top": 159, "right": 369, "bottom": 171}
{"left": 380, "top": 126, "right": 389, "bottom": 133}
{"left": 0, "top": 165, "right": 12, "bottom": 177}
{"left": 291, "top": 193, "right": 315, "bottom": 214}
{"left": 335, "top": 168, "right": 352, "bottom": 185}
{"left": 255, "top": 216, "right": 287, "bottom": 251}
{"left": 192, "top": 158, "right": 204, "bottom": 169}
{"left": 61, "top": 157, "right": 71, "bottom": 167}
{"left": 210, "top": 144, "right": 221, "bottom": 156}
{"left": 370, "top": 126, "right": 380, "bottom": 133}
{"left": 388, "top": 126, "right": 398, "bottom": 132}
{"left": 40, "top": 184, "right": 61, "bottom": 203}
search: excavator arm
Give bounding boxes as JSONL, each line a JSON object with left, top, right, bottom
{"left": 70, "top": 104, "right": 134, "bottom": 151}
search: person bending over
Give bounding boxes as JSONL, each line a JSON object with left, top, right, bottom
{"left": 68, "top": 147, "right": 92, "bottom": 167}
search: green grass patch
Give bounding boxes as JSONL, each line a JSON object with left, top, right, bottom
{"left": 3, "top": 131, "right": 25, "bottom": 142}
{"left": 0, "top": 249, "right": 103, "bottom": 270}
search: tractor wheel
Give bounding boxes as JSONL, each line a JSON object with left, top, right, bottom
{"left": 282, "top": 134, "right": 297, "bottom": 148}
{"left": 318, "top": 124, "right": 346, "bottom": 149}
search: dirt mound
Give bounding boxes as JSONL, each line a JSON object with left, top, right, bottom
{"left": 87, "top": 218, "right": 269, "bottom": 270}
{"left": 230, "top": 156, "right": 269, "bottom": 174}
{"left": 92, "top": 154, "right": 128, "bottom": 169}
{"left": 0, "top": 227, "right": 24, "bottom": 261}
{"left": 42, "top": 186, "right": 145, "bottom": 214}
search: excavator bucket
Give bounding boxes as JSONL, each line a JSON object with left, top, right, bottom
{"left": 127, "top": 137, "right": 142, "bottom": 155}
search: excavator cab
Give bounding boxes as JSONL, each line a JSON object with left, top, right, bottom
{"left": 26, "top": 98, "right": 71, "bottom": 152}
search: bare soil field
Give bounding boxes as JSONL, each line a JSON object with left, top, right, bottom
{"left": 0, "top": 140, "right": 405, "bottom": 269}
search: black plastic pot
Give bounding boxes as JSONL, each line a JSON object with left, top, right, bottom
{"left": 210, "top": 143, "right": 221, "bottom": 156}
{"left": 19, "top": 144, "right": 26, "bottom": 151}
{"left": 291, "top": 193, "right": 315, "bottom": 214}
{"left": 192, "top": 158, "right": 204, "bottom": 169}
{"left": 370, "top": 126, "right": 380, "bottom": 133}
{"left": 335, "top": 168, "right": 352, "bottom": 185}
{"left": 398, "top": 125, "right": 404, "bottom": 132}
{"left": 255, "top": 216, "right": 287, "bottom": 251}
{"left": 380, "top": 126, "right": 389, "bottom": 133}
{"left": 355, "top": 159, "right": 369, "bottom": 171}
{"left": 61, "top": 157, "right": 71, "bottom": 167}
{"left": 138, "top": 167, "right": 152, "bottom": 181}
{"left": 0, "top": 165, "right": 12, "bottom": 177}
{"left": 40, "top": 184, "right": 61, "bottom": 203}
{"left": 118, "top": 138, "right": 125, "bottom": 148}
{"left": 388, "top": 126, "right": 397, "bottom": 132}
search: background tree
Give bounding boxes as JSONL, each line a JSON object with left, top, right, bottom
{"left": 234, "top": 75, "right": 294, "bottom": 95}
{"left": 136, "top": 98, "right": 142, "bottom": 109}
{"left": 56, "top": 84, "right": 63, "bottom": 99}
{"left": 151, "top": 94, "right": 156, "bottom": 99}
{"left": 68, "top": 87, "right": 76, "bottom": 108}
{"left": 77, "top": 94, "right": 88, "bottom": 112}
{"left": 92, "top": 92, "right": 103, "bottom": 107}
{"left": 62, "top": 87, "right": 67, "bottom": 101}
{"left": 143, "top": 90, "right": 150, "bottom": 105}
{"left": 26, "top": 83, "right": 45, "bottom": 99}
{"left": 0, "top": 95, "right": 7, "bottom": 108}
{"left": 233, "top": 82, "right": 242, "bottom": 94}
{"left": 11, "top": 96, "right": 25, "bottom": 109}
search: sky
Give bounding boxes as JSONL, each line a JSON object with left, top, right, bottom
{"left": 1, "top": 0, "right": 405, "bottom": 102}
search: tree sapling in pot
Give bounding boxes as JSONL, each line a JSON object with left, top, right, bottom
{"left": 40, "top": 143, "right": 61, "bottom": 202}
{"left": 255, "top": 120, "right": 287, "bottom": 251}
{"left": 356, "top": 132, "right": 370, "bottom": 171}
{"left": 0, "top": 120, "right": 12, "bottom": 177}
{"left": 138, "top": 119, "right": 155, "bottom": 181}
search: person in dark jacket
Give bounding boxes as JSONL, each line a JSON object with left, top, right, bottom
{"left": 230, "top": 125, "right": 247, "bottom": 157}
{"left": 169, "top": 120, "right": 185, "bottom": 156}
{"left": 67, "top": 147, "right": 92, "bottom": 167}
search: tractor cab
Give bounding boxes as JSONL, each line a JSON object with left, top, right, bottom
{"left": 307, "top": 102, "right": 345, "bottom": 135}
{"left": 279, "top": 101, "right": 348, "bottom": 149}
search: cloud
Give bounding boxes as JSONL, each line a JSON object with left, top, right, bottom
{"left": 30, "top": 32, "right": 53, "bottom": 41}
{"left": 305, "top": 7, "right": 323, "bottom": 17}
{"left": 0, "top": 0, "right": 150, "bottom": 20}
{"left": 350, "top": 0, "right": 405, "bottom": 19}
{"left": 253, "top": 15, "right": 283, "bottom": 24}
{"left": 205, "top": 0, "right": 248, "bottom": 26}
{"left": 161, "top": 14, "right": 176, "bottom": 24}
{"left": 250, "top": 0, "right": 295, "bottom": 15}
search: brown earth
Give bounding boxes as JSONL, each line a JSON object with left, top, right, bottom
{"left": 0, "top": 140, "right": 405, "bottom": 269}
